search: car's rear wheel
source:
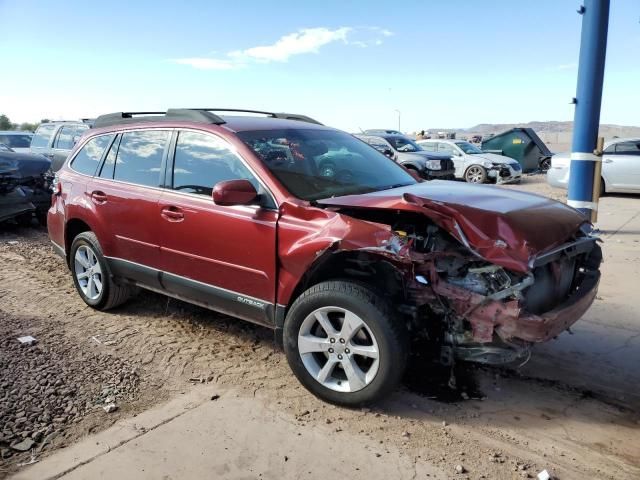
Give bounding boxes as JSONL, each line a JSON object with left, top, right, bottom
{"left": 283, "top": 281, "right": 408, "bottom": 406}
{"left": 465, "top": 165, "right": 487, "bottom": 183}
{"left": 70, "top": 232, "right": 135, "bottom": 310}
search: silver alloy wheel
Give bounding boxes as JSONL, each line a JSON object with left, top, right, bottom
{"left": 74, "top": 245, "right": 103, "bottom": 300}
{"left": 298, "top": 306, "right": 380, "bottom": 393}
{"left": 466, "top": 165, "right": 485, "bottom": 183}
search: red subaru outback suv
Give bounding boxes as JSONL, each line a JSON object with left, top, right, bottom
{"left": 48, "top": 109, "right": 601, "bottom": 405}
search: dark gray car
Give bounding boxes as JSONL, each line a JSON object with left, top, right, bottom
{"left": 30, "top": 121, "right": 90, "bottom": 171}
{"left": 355, "top": 134, "right": 455, "bottom": 180}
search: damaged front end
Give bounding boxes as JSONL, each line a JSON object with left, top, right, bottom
{"left": 404, "top": 224, "right": 602, "bottom": 365}
{"left": 0, "top": 152, "right": 53, "bottom": 224}
{"left": 316, "top": 182, "right": 603, "bottom": 366}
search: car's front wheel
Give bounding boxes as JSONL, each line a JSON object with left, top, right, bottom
{"left": 283, "top": 281, "right": 408, "bottom": 406}
{"left": 70, "top": 232, "right": 136, "bottom": 310}
{"left": 465, "top": 165, "right": 487, "bottom": 183}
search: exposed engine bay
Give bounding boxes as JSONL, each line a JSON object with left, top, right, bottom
{"left": 323, "top": 207, "right": 602, "bottom": 366}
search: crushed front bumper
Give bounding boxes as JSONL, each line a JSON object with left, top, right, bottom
{"left": 496, "top": 270, "right": 600, "bottom": 343}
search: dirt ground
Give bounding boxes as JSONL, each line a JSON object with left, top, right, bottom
{"left": 1, "top": 175, "right": 639, "bottom": 479}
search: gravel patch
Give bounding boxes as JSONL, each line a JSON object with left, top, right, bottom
{"left": 0, "top": 311, "right": 140, "bottom": 469}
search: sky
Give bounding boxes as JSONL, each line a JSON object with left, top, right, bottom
{"left": 0, "top": 0, "right": 638, "bottom": 132}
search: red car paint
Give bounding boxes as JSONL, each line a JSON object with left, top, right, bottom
{"left": 49, "top": 116, "right": 600, "bottom": 353}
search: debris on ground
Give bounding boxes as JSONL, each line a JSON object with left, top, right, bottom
{"left": 537, "top": 469, "right": 551, "bottom": 480}
{"left": 210, "top": 394, "right": 220, "bottom": 401}
{"left": 17, "top": 335, "right": 36, "bottom": 346}
{"left": 455, "top": 464, "right": 466, "bottom": 474}
{"left": 102, "top": 403, "right": 118, "bottom": 413}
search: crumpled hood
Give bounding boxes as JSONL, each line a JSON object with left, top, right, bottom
{"left": 317, "top": 181, "right": 589, "bottom": 273}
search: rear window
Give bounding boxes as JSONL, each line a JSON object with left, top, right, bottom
{"left": 30, "top": 125, "right": 56, "bottom": 148}
{"left": 113, "top": 130, "right": 169, "bottom": 187}
{"left": 70, "top": 134, "right": 114, "bottom": 176}
{"left": 0, "top": 134, "right": 32, "bottom": 149}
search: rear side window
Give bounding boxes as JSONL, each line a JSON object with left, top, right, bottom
{"left": 31, "top": 124, "right": 56, "bottom": 148}
{"left": 113, "top": 130, "right": 169, "bottom": 187}
{"left": 55, "top": 125, "right": 88, "bottom": 150}
{"left": 421, "top": 142, "right": 437, "bottom": 152}
{"left": 0, "top": 134, "right": 32, "bottom": 149}
{"left": 172, "top": 131, "right": 258, "bottom": 195}
{"left": 71, "top": 134, "right": 114, "bottom": 176}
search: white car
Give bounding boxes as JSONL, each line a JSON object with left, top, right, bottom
{"left": 547, "top": 138, "right": 640, "bottom": 194}
{"left": 417, "top": 139, "right": 522, "bottom": 184}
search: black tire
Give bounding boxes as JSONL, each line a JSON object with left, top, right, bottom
{"left": 69, "top": 231, "right": 135, "bottom": 310}
{"left": 464, "top": 165, "right": 487, "bottom": 183}
{"left": 283, "top": 281, "right": 408, "bottom": 406}
{"left": 600, "top": 177, "right": 606, "bottom": 196}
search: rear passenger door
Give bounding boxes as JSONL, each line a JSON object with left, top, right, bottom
{"left": 158, "top": 129, "right": 278, "bottom": 326}
{"left": 89, "top": 129, "right": 171, "bottom": 287}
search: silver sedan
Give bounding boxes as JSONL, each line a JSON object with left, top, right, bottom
{"left": 547, "top": 138, "right": 640, "bottom": 194}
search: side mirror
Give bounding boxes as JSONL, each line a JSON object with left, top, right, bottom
{"left": 212, "top": 179, "right": 258, "bottom": 206}
{"left": 383, "top": 148, "right": 394, "bottom": 158}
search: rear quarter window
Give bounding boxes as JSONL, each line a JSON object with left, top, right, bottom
{"left": 70, "top": 135, "right": 114, "bottom": 176}
{"left": 31, "top": 124, "right": 56, "bottom": 148}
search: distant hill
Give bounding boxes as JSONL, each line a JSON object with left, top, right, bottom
{"left": 461, "top": 121, "right": 640, "bottom": 138}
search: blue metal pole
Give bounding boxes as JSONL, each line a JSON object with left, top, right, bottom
{"left": 567, "top": 0, "right": 610, "bottom": 218}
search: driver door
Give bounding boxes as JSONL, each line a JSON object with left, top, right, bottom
{"left": 158, "top": 130, "right": 278, "bottom": 326}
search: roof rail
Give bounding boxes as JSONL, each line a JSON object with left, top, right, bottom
{"left": 93, "top": 108, "right": 322, "bottom": 129}
{"left": 93, "top": 110, "right": 227, "bottom": 129}
{"left": 194, "top": 108, "right": 323, "bottom": 125}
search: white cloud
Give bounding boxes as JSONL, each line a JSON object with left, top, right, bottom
{"left": 173, "top": 26, "right": 391, "bottom": 70}
{"left": 554, "top": 62, "right": 578, "bottom": 71}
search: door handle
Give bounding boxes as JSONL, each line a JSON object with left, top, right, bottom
{"left": 45, "top": 153, "right": 55, "bottom": 159}
{"left": 90, "top": 190, "right": 107, "bottom": 204}
{"left": 603, "top": 158, "right": 613, "bottom": 163}
{"left": 161, "top": 206, "right": 184, "bottom": 222}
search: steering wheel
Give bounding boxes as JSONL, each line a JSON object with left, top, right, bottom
{"left": 335, "top": 169, "right": 354, "bottom": 183}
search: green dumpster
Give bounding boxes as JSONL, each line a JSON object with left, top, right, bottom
{"left": 481, "top": 128, "right": 552, "bottom": 173}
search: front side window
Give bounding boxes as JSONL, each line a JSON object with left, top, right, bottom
{"left": 113, "top": 130, "right": 169, "bottom": 187}
{"left": 437, "top": 143, "right": 455, "bottom": 154}
{"left": 454, "top": 141, "right": 482, "bottom": 154}
{"left": 172, "top": 131, "right": 259, "bottom": 196}
{"left": 614, "top": 141, "right": 640, "bottom": 155}
{"left": 70, "top": 134, "right": 114, "bottom": 176}
{"left": 387, "top": 136, "right": 421, "bottom": 153}
{"left": 30, "top": 124, "right": 56, "bottom": 148}
{"left": 238, "top": 128, "right": 416, "bottom": 201}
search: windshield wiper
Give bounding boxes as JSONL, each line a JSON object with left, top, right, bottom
{"left": 379, "top": 183, "right": 413, "bottom": 191}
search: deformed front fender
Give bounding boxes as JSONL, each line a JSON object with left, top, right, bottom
{"left": 276, "top": 201, "right": 413, "bottom": 306}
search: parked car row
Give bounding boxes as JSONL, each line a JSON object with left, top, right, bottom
{"left": 47, "top": 108, "right": 602, "bottom": 406}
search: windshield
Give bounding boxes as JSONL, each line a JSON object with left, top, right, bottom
{"left": 0, "top": 134, "right": 32, "bottom": 149}
{"left": 387, "top": 136, "right": 422, "bottom": 153}
{"left": 455, "top": 141, "right": 483, "bottom": 154}
{"left": 238, "top": 129, "right": 416, "bottom": 201}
